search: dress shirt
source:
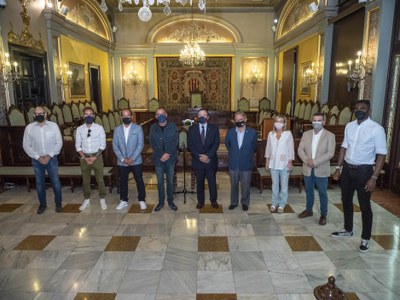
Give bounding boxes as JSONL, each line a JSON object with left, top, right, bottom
{"left": 199, "top": 123, "right": 207, "bottom": 139}
{"left": 236, "top": 126, "right": 246, "bottom": 149}
{"left": 123, "top": 123, "right": 131, "bottom": 144}
{"left": 265, "top": 130, "right": 295, "bottom": 170}
{"left": 342, "top": 118, "right": 387, "bottom": 165}
{"left": 311, "top": 128, "right": 324, "bottom": 159}
{"left": 23, "top": 120, "right": 63, "bottom": 160}
{"left": 75, "top": 123, "right": 106, "bottom": 154}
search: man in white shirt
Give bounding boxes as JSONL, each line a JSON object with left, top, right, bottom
{"left": 75, "top": 107, "right": 107, "bottom": 211}
{"left": 298, "top": 112, "right": 336, "bottom": 225}
{"left": 23, "top": 106, "right": 63, "bottom": 214}
{"left": 331, "top": 100, "right": 387, "bottom": 253}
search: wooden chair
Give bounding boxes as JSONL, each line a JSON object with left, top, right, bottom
{"left": 113, "top": 111, "right": 121, "bottom": 126}
{"left": 259, "top": 97, "right": 271, "bottom": 111}
{"left": 94, "top": 115, "right": 103, "bottom": 126}
{"left": 7, "top": 106, "right": 26, "bottom": 126}
{"left": 61, "top": 103, "right": 74, "bottom": 125}
{"left": 238, "top": 97, "right": 250, "bottom": 112}
{"left": 26, "top": 105, "right": 36, "bottom": 123}
{"left": 148, "top": 98, "right": 159, "bottom": 112}
{"left": 285, "top": 101, "right": 292, "bottom": 116}
{"left": 303, "top": 102, "right": 312, "bottom": 121}
{"left": 297, "top": 102, "right": 306, "bottom": 120}
{"left": 118, "top": 98, "right": 129, "bottom": 111}
{"left": 91, "top": 101, "right": 98, "bottom": 113}
{"left": 42, "top": 105, "right": 52, "bottom": 116}
{"left": 102, "top": 114, "right": 111, "bottom": 136}
{"left": 309, "top": 102, "right": 319, "bottom": 121}
{"left": 78, "top": 101, "right": 85, "bottom": 117}
{"left": 320, "top": 104, "right": 329, "bottom": 116}
{"left": 71, "top": 102, "right": 80, "bottom": 120}
{"left": 338, "top": 106, "right": 352, "bottom": 125}
{"left": 293, "top": 101, "right": 302, "bottom": 118}
{"left": 52, "top": 104, "right": 65, "bottom": 127}
{"left": 327, "top": 113, "right": 338, "bottom": 125}
{"left": 107, "top": 111, "right": 116, "bottom": 132}
{"left": 48, "top": 113, "right": 58, "bottom": 123}
{"left": 328, "top": 105, "right": 339, "bottom": 118}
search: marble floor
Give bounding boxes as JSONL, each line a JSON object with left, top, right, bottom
{"left": 0, "top": 173, "right": 399, "bottom": 300}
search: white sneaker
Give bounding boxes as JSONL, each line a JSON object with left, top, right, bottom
{"left": 79, "top": 199, "right": 90, "bottom": 211}
{"left": 139, "top": 201, "right": 147, "bottom": 210}
{"left": 270, "top": 205, "right": 276, "bottom": 213}
{"left": 116, "top": 200, "right": 128, "bottom": 211}
{"left": 277, "top": 207, "right": 284, "bottom": 214}
{"left": 100, "top": 198, "right": 107, "bottom": 210}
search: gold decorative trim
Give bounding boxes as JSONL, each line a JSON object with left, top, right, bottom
{"left": 7, "top": 0, "right": 45, "bottom": 51}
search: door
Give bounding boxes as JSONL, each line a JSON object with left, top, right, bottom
{"left": 281, "top": 47, "right": 298, "bottom": 116}
{"left": 89, "top": 64, "right": 102, "bottom": 113}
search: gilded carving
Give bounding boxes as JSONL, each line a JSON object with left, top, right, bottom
{"left": 67, "top": 4, "right": 106, "bottom": 39}
{"left": 281, "top": 1, "right": 314, "bottom": 37}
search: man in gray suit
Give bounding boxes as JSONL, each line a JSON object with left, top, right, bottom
{"left": 112, "top": 108, "right": 146, "bottom": 210}
{"left": 298, "top": 112, "right": 336, "bottom": 225}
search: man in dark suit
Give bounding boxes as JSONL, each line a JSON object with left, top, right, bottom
{"left": 225, "top": 111, "right": 258, "bottom": 211}
{"left": 188, "top": 108, "right": 220, "bottom": 209}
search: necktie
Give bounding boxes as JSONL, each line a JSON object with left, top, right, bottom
{"left": 201, "top": 125, "right": 205, "bottom": 145}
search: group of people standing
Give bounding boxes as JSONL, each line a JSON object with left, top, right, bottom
{"left": 22, "top": 99, "right": 386, "bottom": 252}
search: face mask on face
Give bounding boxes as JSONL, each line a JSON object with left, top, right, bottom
{"left": 198, "top": 116, "right": 207, "bottom": 124}
{"left": 312, "top": 121, "right": 323, "bottom": 130}
{"left": 157, "top": 114, "right": 167, "bottom": 123}
{"left": 235, "top": 121, "right": 245, "bottom": 128}
{"left": 274, "top": 122, "right": 284, "bottom": 130}
{"left": 122, "top": 117, "right": 132, "bottom": 125}
{"left": 354, "top": 110, "right": 367, "bottom": 120}
{"left": 84, "top": 115, "right": 94, "bottom": 124}
{"left": 34, "top": 114, "right": 45, "bottom": 123}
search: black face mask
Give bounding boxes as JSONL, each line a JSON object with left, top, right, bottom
{"left": 84, "top": 115, "right": 95, "bottom": 124}
{"left": 122, "top": 117, "right": 132, "bottom": 125}
{"left": 34, "top": 114, "right": 45, "bottom": 123}
{"left": 235, "top": 121, "right": 245, "bottom": 128}
{"left": 354, "top": 110, "right": 367, "bottom": 121}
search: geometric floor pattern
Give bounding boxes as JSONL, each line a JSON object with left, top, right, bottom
{"left": 0, "top": 172, "right": 399, "bottom": 299}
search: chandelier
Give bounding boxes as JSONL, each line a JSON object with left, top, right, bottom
{"left": 123, "top": 66, "right": 143, "bottom": 86}
{"left": 347, "top": 50, "right": 373, "bottom": 91}
{"left": 1, "top": 53, "right": 20, "bottom": 84}
{"left": 246, "top": 64, "right": 263, "bottom": 87}
{"left": 179, "top": 41, "right": 205, "bottom": 67}
{"left": 305, "top": 62, "right": 321, "bottom": 86}
{"left": 101, "top": 0, "right": 207, "bottom": 22}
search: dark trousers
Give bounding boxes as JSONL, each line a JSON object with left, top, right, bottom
{"left": 194, "top": 167, "right": 218, "bottom": 204}
{"left": 119, "top": 164, "right": 146, "bottom": 202}
{"left": 341, "top": 162, "right": 374, "bottom": 240}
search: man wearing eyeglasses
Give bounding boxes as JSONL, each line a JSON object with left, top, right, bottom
{"left": 23, "top": 106, "right": 63, "bottom": 214}
{"left": 75, "top": 107, "right": 107, "bottom": 211}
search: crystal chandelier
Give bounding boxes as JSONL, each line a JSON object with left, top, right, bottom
{"left": 1, "top": 53, "right": 20, "bottom": 84}
{"left": 112, "top": 0, "right": 207, "bottom": 22}
{"left": 246, "top": 64, "right": 263, "bottom": 87}
{"left": 123, "top": 66, "right": 143, "bottom": 86}
{"left": 179, "top": 40, "right": 205, "bottom": 67}
{"left": 347, "top": 50, "right": 373, "bottom": 91}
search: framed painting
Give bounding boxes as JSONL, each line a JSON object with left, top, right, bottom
{"left": 69, "top": 62, "right": 86, "bottom": 98}
{"left": 301, "top": 61, "right": 311, "bottom": 96}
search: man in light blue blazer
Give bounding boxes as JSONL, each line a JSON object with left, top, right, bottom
{"left": 225, "top": 111, "right": 258, "bottom": 211}
{"left": 112, "top": 108, "right": 146, "bottom": 211}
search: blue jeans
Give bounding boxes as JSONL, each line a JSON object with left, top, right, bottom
{"left": 32, "top": 156, "right": 62, "bottom": 207}
{"left": 155, "top": 162, "right": 175, "bottom": 204}
{"left": 270, "top": 168, "right": 289, "bottom": 208}
{"left": 303, "top": 169, "right": 328, "bottom": 216}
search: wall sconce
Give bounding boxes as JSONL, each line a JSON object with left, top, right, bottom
{"left": 306, "top": 62, "right": 321, "bottom": 86}
{"left": 271, "top": 18, "right": 278, "bottom": 32}
{"left": 123, "top": 66, "right": 143, "bottom": 86}
{"left": 56, "top": 63, "right": 72, "bottom": 87}
{"left": 1, "top": 52, "right": 20, "bottom": 84}
{"left": 246, "top": 64, "right": 263, "bottom": 87}
{"left": 347, "top": 50, "right": 373, "bottom": 92}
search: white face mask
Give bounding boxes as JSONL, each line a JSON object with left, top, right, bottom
{"left": 274, "top": 122, "right": 284, "bottom": 130}
{"left": 312, "top": 121, "right": 323, "bottom": 130}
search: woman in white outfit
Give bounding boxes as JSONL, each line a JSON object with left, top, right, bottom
{"left": 264, "top": 115, "right": 294, "bottom": 213}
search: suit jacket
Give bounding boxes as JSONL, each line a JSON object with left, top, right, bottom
{"left": 225, "top": 126, "right": 258, "bottom": 171}
{"left": 112, "top": 123, "right": 144, "bottom": 166}
{"left": 298, "top": 128, "right": 336, "bottom": 177}
{"left": 188, "top": 123, "right": 220, "bottom": 170}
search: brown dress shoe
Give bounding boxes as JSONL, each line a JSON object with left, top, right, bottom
{"left": 319, "top": 215, "right": 327, "bottom": 225}
{"left": 298, "top": 210, "right": 313, "bottom": 218}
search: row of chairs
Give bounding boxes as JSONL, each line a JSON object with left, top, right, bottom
{"left": 117, "top": 97, "right": 160, "bottom": 112}
{"left": 237, "top": 96, "right": 272, "bottom": 112}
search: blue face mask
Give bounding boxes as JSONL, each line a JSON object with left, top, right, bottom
{"left": 122, "top": 117, "right": 132, "bottom": 125}
{"left": 198, "top": 116, "right": 207, "bottom": 124}
{"left": 157, "top": 114, "right": 167, "bottom": 123}
{"left": 85, "top": 115, "right": 94, "bottom": 124}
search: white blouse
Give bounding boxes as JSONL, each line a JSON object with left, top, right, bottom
{"left": 265, "top": 130, "right": 295, "bottom": 170}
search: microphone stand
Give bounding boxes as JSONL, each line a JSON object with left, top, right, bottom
{"left": 175, "top": 142, "right": 195, "bottom": 204}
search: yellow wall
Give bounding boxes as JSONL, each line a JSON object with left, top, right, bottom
{"left": 60, "top": 36, "right": 111, "bottom": 111}
{"left": 296, "top": 35, "right": 319, "bottom": 101}
{"left": 276, "top": 52, "right": 284, "bottom": 112}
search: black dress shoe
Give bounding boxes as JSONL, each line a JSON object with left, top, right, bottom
{"left": 212, "top": 202, "right": 219, "bottom": 209}
{"left": 154, "top": 203, "right": 164, "bottom": 212}
{"left": 242, "top": 204, "right": 249, "bottom": 211}
{"left": 37, "top": 205, "right": 47, "bottom": 214}
{"left": 228, "top": 205, "right": 237, "bottom": 210}
{"left": 55, "top": 204, "right": 62, "bottom": 213}
{"left": 168, "top": 202, "right": 178, "bottom": 211}
{"left": 196, "top": 203, "right": 204, "bottom": 209}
